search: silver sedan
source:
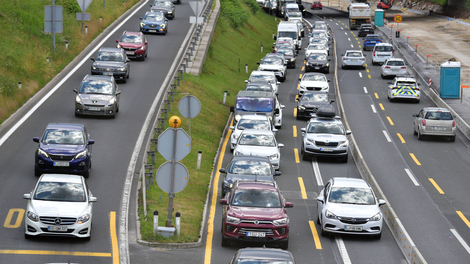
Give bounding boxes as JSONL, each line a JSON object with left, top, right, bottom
{"left": 74, "top": 75, "right": 121, "bottom": 118}
{"left": 341, "top": 50, "right": 366, "bottom": 69}
{"left": 412, "top": 107, "right": 456, "bottom": 142}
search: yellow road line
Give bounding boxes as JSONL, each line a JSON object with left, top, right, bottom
{"left": 294, "top": 108, "right": 297, "bottom": 117}
{"left": 365, "top": 63, "right": 368, "bottom": 67}
{"left": 428, "top": 178, "right": 444, "bottom": 194}
{"left": 379, "top": 103, "right": 384, "bottom": 111}
{"left": 294, "top": 148, "right": 300, "bottom": 163}
{"left": 298, "top": 177, "right": 307, "bottom": 199}
{"left": 4, "top": 209, "right": 24, "bottom": 228}
{"left": 204, "top": 120, "right": 231, "bottom": 264}
{"left": 457, "top": 211, "right": 470, "bottom": 228}
{"left": 110, "top": 211, "right": 119, "bottom": 264}
{"left": 302, "top": 66, "right": 305, "bottom": 71}
{"left": 366, "top": 69, "right": 369, "bottom": 73}
{"left": 386, "top": 116, "right": 394, "bottom": 126}
{"left": 293, "top": 125, "right": 297, "bottom": 137}
{"left": 297, "top": 83, "right": 299, "bottom": 90}
{"left": 309, "top": 221, "right": 322, "bottom": 249}
{"left": 299, "top": 74, "right": 302, "bottom": 79}
{"left": 374, "top": 93, "right": 379, "bottom": 99}
{"left": 410, "top": 153, "right": 421, "bottom": 166}
{"left": 368, "top": 74, "right": 371, "bottom": 79}
{"left": 397, "top": 133, "right": 406, "bottom": 143}
{"left": 0, "top": 250, "right": 111, "bottom": 257}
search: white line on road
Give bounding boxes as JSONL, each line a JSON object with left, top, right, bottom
{"left": 312, "top": 158, "right": 323, "bottom": 187}
{"left": 351, "top": 44, "right": 354, "bottom": 48}
{"left": 359, "top": 72, "right": 363, "bottom": 78}
{"left": 348, "top": 38, "right": 350, "bottom": 42}
{"left": 405, "top": 168, "right": 420, "bottom": 186}
{"left": 336, "top": 236, "right": 352, "bottom": 264}
{"left": 371, "top": 105, "right": 377, "bottom": 113}
{"left": 450, "top": 229, "right": 470, "bottom": 255}
{"left": 382, "top": 130, "right": 391, "bottom": 142}
{"left": 363, "top": 87, "right": 368, "bottom": 93}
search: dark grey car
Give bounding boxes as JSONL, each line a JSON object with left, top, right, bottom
{"left": 296, "top": 91, "right": 333, "bottom": 120}
{"left": 74, "top": 75, "right": 121, "bottom": 118}
{"left": 150, "top": 0, "right": 175, "bottom": 19}
{"left": 90, "top": 47, "right": 130, "bottom": 83}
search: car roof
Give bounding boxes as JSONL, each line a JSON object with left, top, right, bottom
{"left": 331, "top": 177, "right": 369, "bottom": 188}
{"left": 39, "top": 174, "right": 84, "bottom": 183}
{"left": 237, "top": 248, "right": 294, "bottom": 261}
{"left": 386, "top": 58, "right": 404, "bottom": 62}
{"left": 237, "top": 90, "right": 275, "bottom": 97}
{"left": 83, "top": 75, "right": 113, "bottom": 82}
{"left": 394, "top": 76, "right": 416, "bottom": 82}
{"left": 230, "top": 155, "right": 272, "bottom": 163}
{"left": 122, "top": 31, "right": 142, "bottom": 36}
{"left": 423, "top": 107, "right": 451, "bottom": 112}
{"left": 240, "top": 129, "right": 275, "bottom": 136}
{"left": 303, "top": 72, "right": 326, "bottom": 77}
{"left": 345, "top": 50, "right": 363, "bottom": 53}
{"left": 98, "top": 47, "right": 122, "bottom": 52}
{"left": 45, "top": 123, "right": 85, "bottom": 131}
{"left": 309, "top": 116, "right": 342, "bottom": 123}
{"left": 375, "top": 42, "right": 392, "bottom": 46}
{"left": 238, "top": 114, "right": 271, "bottom": 121}
{"left": 236, "top": 181, "right": 277, "bottom": 191}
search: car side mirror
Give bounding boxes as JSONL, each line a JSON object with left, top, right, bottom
{"left": 296, "top": 97, "right": 300, "bottom": 101}
{"left": 346, "top": 130, "right": 352, "bottom": 135}
{"left": 412, "top": 114, "right": 418, "bottom": 117}
{"left": 316, "top": 196, "right": 324, "bottom": 203}
{"left": 145, "top": 41, "right": 148, "bottom": 44}
{"left": 33, "top": 137, "right": 39, "bottom": 143}
{"left": 330, "top": 99, "right": 335, "bottom": 104}
{"left": 116, "top": 91, "right": 122, "bottom": 95}
{"left": 257, "top": 62, "right": 261, "bottom": 65}
{"left": 149, "top": 4, "right": 153, "bottom": 7}
{"left": 88, "top": 139, "right": 95, "bottom": 145}
{"left": 280, "top": 104, "right": 285, "bottom": 109}
{"left": 379, "top": 199, "right": 386, "bottom": 206}
{"left": 275, "top": 171, "right": 281, "bottom": 176}
{"left": 89, "top": 196, "right": 98, "bottom": 202}
{"left": 301, "top": 128, "right": 306, "bottom": 133}
{"left": 219, "top": 168, "right": 226, "bottom": 173}
{"left": 23, "top": 193, "right": 31, "bottom": 199}
{"left": 229, "top": 126, "right": 234, "bottom": 130}
{"left": 73, "top": 89, "right": 78, "bottom": 94}
{"left": 277, "top": 81, "right": 281, "bottom": 85}
{"left": 328, "top": 58, "right": 331, "bottom": 61}
{"left": 278, "top": 143, "right": 284, "bottom": 148}
{"left": 285, "top": 202, "right": 294, "bottom": 208}
{"left": 139, "top": 17, "right": 143, "bottom": 20}
{"left": 245, "top": 80, "right": 249, "bottom": 83}
{"left": 328, "top": 80, "right": 331, "bottom": 82}
{"left": 230, "top": 106, "right": 234, "bottom": 112}
{"left": 90, "top": 57, "right": 95, "bottom": 62}
{"left": 115, "top": 39, "right": 119, "bottom": 43}
{"left": 274, "top": 36, "right": 277, "bottom": 40}
{"left": 126, "top": 59, "right": 131, "bottom": 62}
{"left": 219, "top": 198, "right": 228, "bottom": 205}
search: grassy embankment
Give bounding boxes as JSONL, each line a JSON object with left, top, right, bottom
{"left": 139, "top": 0, "right": 279, "bottom": 242}
{"left": 0, "top": 0, "right": 140, "bottom": 123}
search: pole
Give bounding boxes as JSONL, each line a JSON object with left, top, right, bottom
{"left": 196, "top": 0, "right": 199, "bottom": 25}
{"left": 188, "top": 96, "right": 191, "bottom": 136}
{"left": 82, "top": 0, "right": 85, "bottom": 33}
{"left": 52, "top": 0, "right": 56, "bottom": 53}
{"left": 166, "top": 120, "right": 179, "bottom": 227}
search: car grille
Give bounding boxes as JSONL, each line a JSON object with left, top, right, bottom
{"left": 238, "top": 228, "right": 275, "bottom": 236}
{"left": 123, "top": 47, "right": 137, "bottom": 51}
{"left": 300, "top": 107, "right": 318, "bottom": 114}
{"left": 338, "top": 217, "right": 369, "bottom": 225}
{"left": 95, "top": 67, "right": 119, "bottom": 72}
{"left": 306, "top": 87, "right": 323, "bottom": 91}
{"left": 240, "top": 219, "right": 273, "bottom": 224}
{"left": 147, "top": 24, "right": 158, "bottom": 28}
{"left": 315, "top": 141, "right": 339, "bottom": 147}
{"left": 49, "top": 154, "right": 74, "bottom": 161}
{"left": 84, "top": 104, "right": 105, "bottom": 107}
{"left": 40, "top": 216, "right": 77, "bottom": 225}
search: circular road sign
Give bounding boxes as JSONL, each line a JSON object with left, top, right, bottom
{"left": 394, "top": 15, "right": 403, "bottom": 23}
{"left": 156, "top": 161, "right": 189, "bottom": 193}
{"left": 178, "top": 95, "right": 201, "bottom": 119}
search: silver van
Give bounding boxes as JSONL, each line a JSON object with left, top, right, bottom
{"left": 372, "top": 43, "right": 394, "bottom": 65}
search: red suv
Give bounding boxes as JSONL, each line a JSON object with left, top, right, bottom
{"left": 220, "top": 181, "right": 293, "bottom": 249}
{"left": 311, "top": 1, "right": 322, "bottom": 9}
{"left": 116, "top": 31, "right": 148, "bottom": 61}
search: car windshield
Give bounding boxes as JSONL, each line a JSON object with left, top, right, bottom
{"left": 375, "top": 45, "right": 392, "bottom": 52}
{"left": 276, "top": 49, "right": 294, "bottom": 56}
{"left": 301, "top": 93, "right": 329, "bottom": 103}
{"left": 153, "top": 0, "right": 171, "bottom": 7}
{"left": 278, "top": 32, "right": 297, "bottom": 39}
{"left": 249, "top": 74, "right": 276, "bottom": 83}
{"left": 361, "top": 24, "right": 373, "bottom": 29}
{"left": 79, "top": 80, "right": 113, "bottom": 94}
{"left": 307, "top": 122, "right": 345, "bottom": 134}
{"left": 120, "top": 34, "right": 143, "bottom": 43}
{"left": 97, "top": 51, "right": 123, "bottom": 62}
{"left": 346, "top": 52, "right": 362, "bottom": 58}
{"left": 288, "top": 11, "right": 302, "bottom": 17}
{"left": 425, "top": 111, "right": 453, "bottom": 120}
{"left": 386, "top": 60, "right": 405, "bottom": 66}
{"left": 236, "top": 97, "right": 274, "bottom": 112}
{"left": 228, "top": 160, "right": 272, "bottom": 175}
{"left": 309, "top": 38, "right": 328, "bottom": 45}
{"left": 245, "top": 84, "right": 272, "bottom": 92}
{"left": 328, "top": 187, "right": 375, "bottom": 205}
{"left": 311, "top": 32, "right": 327, "bottom": 38}
{"left": 34, "top": 181, "right": 86, "bottom": 202}
{"left": 232, "top": 189, "right": 281, "bottom": 208}
{"left": 144, "top": 12, "right": 165, "bottom": 21}
{"left": 42, "top": 129, "right": 85, "bottom": 145}
{"left": 238, "top": 134, "right": 276, "bottom": 147}
{"left": 307, "top": 44, "right": 326, "bottom": 50}
{"left": 261, "top": 58, "right": 283, "bottom": 65}
{"left": 237, "top": 119, "right": 271, "bottom": 130}
{"left": 236, "top": 260, "right": 293, "bottom": 264}
{"left": 303, "top": 74, "right": 326, "bottom": 82}
{"left": 276, "top": 43, "right": 293, "bottom": 49}
{"left": 314, "top": 24, "right": 327, "bottom": 30}
{"left": 308, "top": 54, "right": 327, "bottom": 61}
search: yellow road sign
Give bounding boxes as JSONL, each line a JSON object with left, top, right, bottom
{"left": 394, "top": 15, "right": 403, "bottom": 23}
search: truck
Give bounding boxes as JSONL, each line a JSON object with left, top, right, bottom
{"left": 348, "top": 3, "right": 371, "bottom": 30}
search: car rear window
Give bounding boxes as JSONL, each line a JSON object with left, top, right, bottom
{"left": 376, "top": 46, "right": 393, "bottom": 52}
{"left": 425, "top": 112, "right": 453, "bottom": 120}
{"left": 387, "top": 60, "right": 404, "bottom": 66}
{"left": 367, "top": 36, "right": 380, "bottom": 39}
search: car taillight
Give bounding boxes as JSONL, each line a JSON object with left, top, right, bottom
{"left": 385, "top": 66, "right": 391, "bottom": 68}
{"left": 422, "top": 120, "right": 426, "bottom": 126}
{"left": 343, "top": 58, "right": 347, "bottom": 60}
{"left": 392, "top": 51, "right": 394, "bottom": 56}
{"left": 401, "top": 66, "right": 407, "bottom": 69}
{"left": 452, "top": 121, "right": 456, "bottom": 127}
{"left": 392, "top": 87, "right": 399, "bottom": 89}
{"left": 361, "top": 58, "right": 365, "bottom": 61}
{"left": 373, "top": 51, "right": 376, "bottom": 56}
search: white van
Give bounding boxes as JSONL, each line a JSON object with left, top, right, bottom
{"left": 276, "top": 21, "right": 302, "bottom": 50}
{"left": 372, "top": 43, "right": 394, "bottom": 65}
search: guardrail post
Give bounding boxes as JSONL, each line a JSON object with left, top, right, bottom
{"left": 162, "top": 108, "right": 168, "bottom": 120}
{"left": 171, "top": 84, "right": 177, "bottom": 94}
{"left": 158, "top": 118, "right": 165, "bottom": 129}
{"left": 175, "top": 76, "right": 180, "bottom": 86}
{"left": 147, "top": 151, "right": 155, "bottom": 164}
{"left": 154, "top": 127, "right": 162, "bottom": 137}
{"left": 168, "top": 91, "right": 174, "bottom": 102}
{"left": 165, "top": 99, "right": 171, "bottom": 111}
{"left": 145, "top": 164, "right": 153, "bottom": 186}
{"left": 151, "top": 138, "right": 158, "bottom": 150}
{"left": 179, "top": 69, "right": 184, "bottom": 80}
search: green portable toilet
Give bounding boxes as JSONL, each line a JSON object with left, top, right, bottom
{"left": 440, "top": 61, "right": 461, "bottom": 98}
{"left": 375, "top": 10, "right": 384, "bottom": 27}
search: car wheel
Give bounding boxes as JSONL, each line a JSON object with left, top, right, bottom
{"left": 275, "top": 124, "right": 282, "bottom": 129}
{"left": 341, "top": 154, "right": 348, "bottom": 163}
{"left": 122, "top": 78, "right": 127, "bottom": 84}
{"left": 296, "top": 113, "right": 301, "bottom": 120}
{"left": 34, "top": 167, "right": 41, "bottom": 177}
{"left": 116, "top": 106, "right": 119, "bottom": 113}
{"left": 141, "top": 55, "right": 145, "bottom": 61}
{"left": 341, "top": 65, "right": 345, "bottom": 69}
{"left": 75, "top": 112, "right": 80, "bottom": 117}
{"left": 302, "top": 153, "right": 310, "bottom": 161}
{"left": 221, "top": 236, "right": 229, "bottom": 247}
{"left": 381, "top": 73, "right": 384, "bottom": 79}
{"left": 83, "top": 165, "right": 90, "bottom": 178}
{"left": 325, "top": 68, "right": 329, "bottom": 74}
{"left": 413, "top": 126, "right": 418, "bottom": 135}
{"left": 416, "top": 99, "right": 420, "bottom": 103}
{"left": 317, "top": 215, "right": 320, "bottom": 225}
{"left": 280, "top": 240, "right": 289, "bottom": 250}
{"left": 374, "top": 232, "right": 382, "bottom": 240}
{"left": 450, "top": 135, "right": 456, "bottom": 142}
{"left": 417, "top": 130, "right": 423, "bottom": 141}
{"left": 320, "top": 225, "right": 328, "bottom": 237}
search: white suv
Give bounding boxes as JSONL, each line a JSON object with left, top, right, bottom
{"left": 372, "top": 43, "right": 394, "bottom": 65}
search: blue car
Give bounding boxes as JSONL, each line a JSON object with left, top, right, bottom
{"left": 363, "top": 34, "right": 382, "bottom": 51}
{"left": 140, "top": 11, "right": 169, "bottom": 34}
{"left": 33, "top": 123, "right": 94, "bottom": 178}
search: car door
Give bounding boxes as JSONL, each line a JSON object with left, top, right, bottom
{"left": 415, "top": 109, "right": 425, "bottom": 131}
{"left": 317, "top": 181, "right": 331, "bottom": 221}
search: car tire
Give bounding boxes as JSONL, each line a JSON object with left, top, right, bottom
{"left": 320, "top": 226, "right": 328, "bottom": 237}
{"left": 296, "top": 113, "right": 301, "bottom": 120}
{"left": 83, "top": 165, "right": 90, "bottom": 178}
{"left": 416, "top": 99, "right": 420, "bottom": 103}
{"left": 325, "top": 69, "right": 329, "bottom": 74}
{"left": 413, "top": 126, "right": 418, "bottom": 135}
{"left": 450, "top": 135, "right": 456, "bottom": 142}
{"left": 141, "top": 55, "right": 145, "bottom": 61}
{"left": 341, "top": 65, "right": 345, "bottom": 69}
{"left": 280, "top": 240, "right": 289, "bottom": 250}
{"left": 116, "top": 106, "right": 119, "bottom": 113}
{"left": 75, "top": 112, "right": 80, "bottom": 117}
{"left": 381, "top": 73, "right": 384, "bottom": 79}
{"left": 341, "top": 154, "right": 348, "bottom": 163}
{"left": 34, "top": 167, "right": 41, "bottom": 177}
{"left": 221, "top": 236, "right": 229, "bottom": 247}
{"left": 230, "top": 146, "right": 234, "bottom": 153}
{"left": 317, "top": 215, "right": 321, "bottom": 225}
{"left": 302, "top": 153, "right": 310, "bottom": 161}
{"left": 374, "top": 232, "right": 382, "bottom": 240}
{"left": 122, "top": 78, "right": 127, "bottom": 84}
{"left": 417, "top": 130, "right": 423, "bottom": 141}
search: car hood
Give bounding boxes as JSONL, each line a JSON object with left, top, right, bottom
{"left": 29, "top": 200, "right": 90, "bottom": 217}
{"left": 79, "top": 94, "right": 115, "bottom": 104}
{"left": 306, "top": 133, "right": 346, "bottom": 141}
{"left": 327, "top": 203, "right": 379, "bottom": 218}
{"left": 299, "top": 101, "right": 330, "bottom": 108}
{"left": 229, "top": 206, "right": 285, "bottom": 220}
{"left": 258, "top": 65, "right": 284, "bottom": 71}
{"left": 118, "top": 42, "right": 144, "bottom": 49}
{"left": 40, "top": 143, "right": 86, "bottom": 155}
{"left": 225, "top": 174, "right": 274, "bottom": 184}
{"left": 300, "top": 80, "right": 328, "bottom": 87}
{"left": 234, "top": 146, "right": 279, "bottom": 157}
{"left": 142, "top": 19, "right": 165, "bottom": 25}
{"left": 92, "top": 61, "right": 124, "bottom": 68}
{"left": 306, "top": 59, "right": 327, "bottom": 64}
{"left": 151, "top": 7, "right": 171, "bottom": 12}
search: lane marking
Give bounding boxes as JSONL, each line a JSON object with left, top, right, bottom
{"left": 371, "top": 105, "right": 376, "bottom": 113}
{"left": 386, "top": 116, "right": 394, "bottom": 125}
{"left": 374, "top": 93, "right": 379, "bottom": 99}
{"left": 4, "top": 209, "right": 24, "bottom": 228}
{"left": 368, "top": 74, "right": 371, "bottom": 79}
{"left": 312, "top": 158, "right": 323, "bottom": 186}
{"left": 410, "top": 153, "right": 421, "bottom": 165}
{"left": 297, "top": 83, "right": 300, "bottom": 90}
{"left": 0, "top": 250, "right": 111, "bottom": 257}
{"left": 366, "top": 69, "right": 369, "bottom": 73}
{"left": 298, "top": 177, "right": 307, "bottom": 199}
{"left": 110, "top": 211, "right": 119, "bottom": 264}
{"left": 308, "top": 221, "right": 322, "bottom": 249}
{"left": 397, "top": 133, "right": 405, "bottom": 143}
{"left": 365, "top": 63, "right": 368, "bottom": 67}
{"left": 336, "top": 236, "right": 352, "bottom": 264}
{"left": 358, "top": 72, "right": 362, "bottom": 78}
{"left": 294, "top": 148, "right": 300, "bottom": 163}
{"left": 348, "top": 38, "right": 351, "bottom": 41}
{"left": 379, "top": 103, "right": 385, "bottom": 111}
{"left": 382, "top": 130, "right": 391, "bottom": 142}
{"left": 450, "top": 229, "right": 470, "bottom": 255}
{"left": 293, "top": 125, "right": 297, "bottom": 137}
{"left": 294, "top": 108, "right": 297, "bottom": 117}
{"left": 456, "top": 211, "right": 470, "bottom": 229}
{"left": 404, "top": 168, "right": 419, "bottom": 186}
{"left": 299, "top": 73, "right": 303, "bottom": 79}
{"left": 363, "top": 87, "right": 368, "bottom": 93}
{"left": 428, "top": 178, "right": 444, "bottom": 194}
{"left": 351, "top": 44, "right": 354, "bottom": 48}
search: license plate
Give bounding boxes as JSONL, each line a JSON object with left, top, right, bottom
{"left": 48, "top": 226, "right": 67, "bottom": 232}
{"left": 125, "top": 51, "right": 134, "bottom": 55}
{"left": 103, "top": 72, "right": 113, "bottom": 76}
{"left": 246, "top": 232, "right": 266, "bottom": 237}
{"left": 344, "top": 225, "right": 362, "bottom": 231}
{"left": 320, "top": 148, "right": 333, "bottom": 152}
{"left": 370, "top": 41, "right": 376, "bottom": 43}
{"left": 88, "top": 107, "right": 101, "bottom": 111}
{"left": 149, "top": 30, "right": 156, "bottom": 32}
{"left": 433, "top": 127, "right": 445, "bottom": 131}
{"left": 315, "top": 67, "right": 320, "bottom": 69}
{"left": 392, "top": 68, "right": 399, "bottom": 71}
{"left": 53, "top": 161, "right": 69, "bottom": 167}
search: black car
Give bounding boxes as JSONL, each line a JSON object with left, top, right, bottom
{"left": 90, "top": 47, "right": 130, "bottom": 83}
{"left": 276, "top": 48, "right": 296, "bottom": 69}
{"left": 219, "top": 155, "right": 281, "bottom": 196}
{"left": 150, "top": 0, "right": 175, "bottom": 19}
{"left": 229, "top": 247, "right": 295, "bottom": 264}
{"left": 358, "top": 23, "right": 375, "bottom": 37}
{"left": 305, "top": 53, "right": 330, "bottom": 73}
{"left": 296, "top": 91, "right": 334, "bottom": 120}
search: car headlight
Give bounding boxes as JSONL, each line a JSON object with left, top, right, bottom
{"left": 77, "top": 213, "right": 91, "bottom": 224}
{"left": 269, "top": 153, "right": 279, "bottom": 160}
{"left": 116, "top": 44, "right": 121, "bottom": 48}
{"left": 291, "top": 58, "right": 295, "bottom": 61}
{"left": 107, "top": 97, "right": 116, "bottom": 106}
{"left": 161, "top": 24, "right": 166, "bottom": 28}
{"left": 75, "top": 95, "right": 83, "bottom": 105}
{"left": 118, "top": 67, "right": 126, "bottom": 72}
{"left": 299, "top": 85, "right": 306, "bottom": 90}
{"left": 223, "top": 180, "right": 231, "bottom": 187}
{"left": 369, "top": 213, "right": 381, "bottom": 221}
{"left": 232, "top": 133, "right": 239, "bottom": 140}
{"left": 26, "top": 211, "right": 39, "bottom": 222}
{"left": 325, "top": 209, "right": 338, "bottom": 219}
{"left": 75, "top": 150, "right": 87, "bottom": 159}
{"left": 322, "top": 86, "right": 329, "bottom": 91}
{"left": 273, "top": 217, "right": 287, "bottom": 226}
{"left": 306, "top": 138, "right": 315, "bottom": 144}
{"left": 278, "top": 68, "right": 284, "bottom": 71}
{"left": 168, "top": 11, "right": 173, "bottom": 13}
{"left": 37, "top": 149, "right": 49, "bottom": 158}
{"left": 298, "top": 105, "right": 306, "bottom": 111}
{"left": 235, "top": 115, "right": 241, "bottom": 121}
{"left": 140, "top": 22, "right": 146, "bottom": 27}
{"left": 339, "top": 140, "right": 348, "bottom": 147}
{"left": 92, "top": 66, "right": 97, "bottom": 70}
{"left": 139, "top": 46, "right": 145, "bottom": 50}
{"left": 234, "top": 151, "right": 243, "bottom": 156}
{"left": 226, "top": 215, "right": 240, "bottom": 224}
{"left": 259, "top": 67, "right": 265, "bottom": 71}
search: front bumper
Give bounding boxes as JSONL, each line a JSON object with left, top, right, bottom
{"left": 305, "top": 64, "right": 328, "bottom": 73}
{"left": 321, "top": 215, "right": 383, "bottom": 236}
{"left": 75, "top": 103, "right": 117, "bottom": 116}
{"left": 91, "top": 70, "right": 127, "bottom": 81}
{"left": 303, "top": 142, "right": 348, "bottom": 159}
{"left": 222, "top": 222, "right": 289, "bottom": 244}
{"left": 35, "top": 155, "right": 90, "bottom": 176}
{"left": 140, "top": 25, "right": 167, "bottom": 34}
{"left": 25, "top": 217, "right": 92, "bottom": 238}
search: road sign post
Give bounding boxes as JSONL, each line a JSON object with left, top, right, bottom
{"left": 178, "top": 95, "right": 201, "bottom": 136}
{"left": 44, "top": 1, "right": 63, "bottom": 53}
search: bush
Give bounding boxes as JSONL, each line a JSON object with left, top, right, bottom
{"left": 220, "top": 0, "right": 250, "bottom": 28}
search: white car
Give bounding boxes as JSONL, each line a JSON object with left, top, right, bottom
{"left": 387, "top": 76, "right": 420, "bottom": 103}
{"left": 341, "top": 50, "right": 366, "bottom": 69}
{"left": 372, "top": 43, "right": 394, "bottom": 65}
{"left": 229, "top": 115, "right": 277, "bottom": 152}
{"left": 24, "top": 174, "right": 97, "bottom": 240}
{"left": 257, "top": 56, "right": 287, "bottom": 82}
{"left": 317, "top": 178, "right": 386, "bottom": 239}
{"left": 298, "top": 72, "right": 330, "bottom": 94}
{"left": 305, "top": 44, "right": 328, "bottom": 58}
{"left": 234, "top": 129, "right": 284, "bottom": 170}
{"left": 310, "top": 29, "right": 330, "bottom": 40}
{"left": 381, "top": 58, "right": 407, "bottom": 78}
{"left": 246, "top": 71, "right": 280, "bottom": 93}
{"left": 274, "top": 97, "right": 285, "bottom": 129}
{"left": 308, "top": 38, "right": 329, "bottom": 54}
